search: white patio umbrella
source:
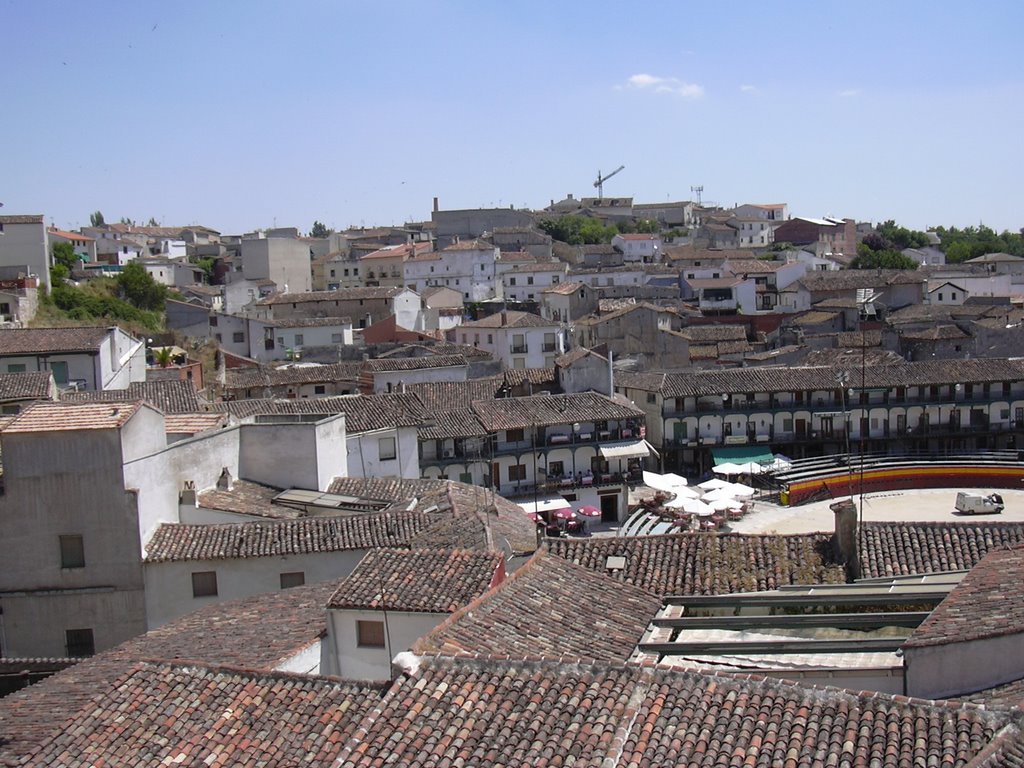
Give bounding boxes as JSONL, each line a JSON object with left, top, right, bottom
{"left": 712, "top": 462, "right": 746, "bottom": 476}
{"left": 726, "top": 482, "right": 756, "bottom": 498}
{"left": 661, "top": 472, "right": 689, "bottom": 487}
{"left": 701, "top": 487, "right": 739, "bottom": 503}
{"left": 662, "top": 486, "right": 704, "bottom": 508}
{"left": 642, "top": 471, "right": 677, "bottom": 494}
{"left": 697, "top": 478, "right": 732, "bottom": 491}
{"left": 679, "top": 497, "right": 714, "bottom": 516}
{"left": 737, "top": 462, "right": 765, "bottom": 475}
{"left": 708, "top": 497, "right": 742, "bottom": 512}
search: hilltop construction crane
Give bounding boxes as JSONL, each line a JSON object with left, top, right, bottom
{"left": 593, "top": 165, "right": 625, "bottom": 200}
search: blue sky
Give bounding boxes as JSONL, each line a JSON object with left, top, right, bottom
{"left": 3, "top": 1, "right": 1022, "bottom": 235}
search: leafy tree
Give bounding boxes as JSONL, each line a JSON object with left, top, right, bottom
{"left": 310, "top": 221, "right": 331, "bottom": 238}
{"left": 537, "top": 216, "right": 618, "bottom": 245}
{"left": 147, "top": 217, "right": 159, "bottom": 227}
{"left": 875, "top": 220, "right": 930, "bottom": 250}
{"left": 51, "top": 241, "right": 79, "bottom": 272}
{"left": 89, "top": 211, "right": 105, "bottom": 227}
{"left": 770, "top": 241, "right": 794, "bottom": 252}
{"left": 931, "top": 224, "right": 1024, "bottom": 262}
{"left": 193, "top": 257, "right": 216, "bottom": 284}
{"left": 119, "top": 216, "right": 136, "bottom": 227}
{"left": 116, "top": 262, "right": 167, "bottom": 311}
{"left": 616, "top": 218, "right": 659, "bottom": 234}
{"left": 851, "top": 244, "right": 918, "bottom": 270}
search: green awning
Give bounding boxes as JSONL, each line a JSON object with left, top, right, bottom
{"left": 711, "top": 446, "right": 774, "bottom": 464}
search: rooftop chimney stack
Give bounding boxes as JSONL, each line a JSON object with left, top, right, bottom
{"left": 830, "top": 499, "right": 860, "bottom": 581}
{"left": 433, "top": 197, "right": 439, "bottom": 213}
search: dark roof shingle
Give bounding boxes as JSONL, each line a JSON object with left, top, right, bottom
{"left": 327, "top": 548, "right": 502, "bottom": 612}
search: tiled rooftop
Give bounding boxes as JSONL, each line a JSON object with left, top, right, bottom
{"left": 904, "top": 545, "right": 1024, "bottom": 649}
{"left": 223, "top": 361, "right": 362, "bottom": 390}
{"left": 62, "top": 379, "right": 206, "bottom": 413}
{"left": 799, "top": 269, "right": 925, "bottom": 291}
{"left": 215, "top": 392, "right": 426, "bottom": 432}
{"left": 163, "top": 412, "right": 228, "bottom": 435}
{"left": 3, "top": 400, "right": 146, "bottom": 434}
{"left": 0, "top": 579, "right": 343, "bottom": 763}
{"left": 20, "top": 662, "right": 385, "bottom": 768}
{"left": 548, "top": 532, "right": 844, "bottom": 597}
{"left": 0, "top": 326, "right": 114, "bottom": 355}
{"left": 418, "top": 552, "right": 660, "bottom": 663}
{"left": 406, "top": 377, "right": 503, "bottom": 411}
{"left": 501, "top": 366, "right": 557, "bottom": 387}
{"left": 257, "top": 286, "right": 404, "bottom": 304}
{"left": 659, "top": 358, "right": 1024, "bottom": 398}
{"left": 470, "top": 391, "right": 643, "bottom": 431}
{"left": 460, "top": 310, "right": 557, "bottom": 329}
{"left": 196, "top": 478, "right": 300, "bottom": 519}
{"left": 858, "top": 521, "right": 1024, "bottom": 579}
{"left": 327, "top": 548, "right": 502, "bottom": 612}
{"left": 331, "top": 656, "right": 1010, "bottom": 768}
{"left": 143, "top": 513, "right": 432, "bottom": 563}
{"left": 0, "top": 371, "right": 53, "bottom": 402}
{"left": 364, "top": 353, "right": 466, "bottom": 372}
{"left": 419, "top": 407, "right": 489, "bottom": 439}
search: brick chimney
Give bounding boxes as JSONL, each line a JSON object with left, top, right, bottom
{"left": 830, "top": 499, "right": 860, "bottom": 581}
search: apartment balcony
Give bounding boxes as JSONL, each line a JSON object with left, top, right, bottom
{"left": 542, "top": 342, "right": 557, "bottom": 353}
{"left": 510, "top": 344, "right": 529, "bottom": 354}
{"left": 662, "top": 395, "right": 1014, "bottom": 420}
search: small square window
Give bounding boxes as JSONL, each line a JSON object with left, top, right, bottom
{"left": 357, "top": 619, "right": 385, "bottom": 648}
{"left": 280, "top": 571, "right": 305, "bottom": 589}
{"left": 294, "top": 334, "right": 304, "bottom": 345}
{"left": 209, "top": 316, "right": 218, "bottom": 327}
{"left": 60, "top": 534, "right": 85, "bottom": 568}
{"left": 331, "top": 333, "right": 344, "bottom": 344}
{"left": 232, "top": 331, "right": 244, "bottom": 343}
{"left": 191, "top": 570, "right": 218, "bottom": 598}
{"left": 314, "top": 385, "right": 326, "bottom": 395}
{"left": 65, "top": 628, "right": 95, "bottom": 657}
{"left": 379, "top": 436, "right": 396, "bottom": 460}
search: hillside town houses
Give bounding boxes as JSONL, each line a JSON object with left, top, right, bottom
{"left": 4, "top": 196, "right": 1024, "bottom": 765}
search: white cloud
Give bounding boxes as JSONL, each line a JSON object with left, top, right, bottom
{"left": 625, "top": 73, "right": 704, "bottom": 99}
{"left": 739, "top": 84, "right": 757, "bottom": 93}
{"left": 838, "top": 88, "right": 861, "bottom": 97}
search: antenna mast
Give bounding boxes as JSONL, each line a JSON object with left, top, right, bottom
{"left": 690, "top": 185, "right": 704, "bottom": 206}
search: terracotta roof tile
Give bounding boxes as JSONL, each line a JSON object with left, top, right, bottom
{"left": 327, "top": 548, "right": 502, "bottom": 612}
{"left": 143, "top": 513, "right": 432, "bottom": 563}
{"left": 163, "top": 412, "right": 228, "bottom": 435}
{"left": 460, "top": 310, "right": 558, "bottom": 329}
{"left": 419, "top": 407, "right": 489, "bottom": 439}
{"left": 20, "top": 662, "right": 384, "bottom": 767}
{"left": 214, "top": 392, "right": 426, "bottom": 432}
{"left": 858, "top": 521, "right": 1024, "bottom": 579}
{"left": 0, "top": 372, "right": 53, "bottom": 402}
{"left": 418, "top": 551, "right": 660, "bottom": 662}
{"left": 257, "top": 286, "right": 405, "bottom": 304}
{"left": 470, "top": 392, "right": 643, "bottom": 431}
{"left": 61, "top": 379, "right": 205, "bottom": 413}
{"left": 223, "top": 361, "right": 362, "bottom": 390}
{"left": 905, "top": 545, "right": 1024, "bottom": 649}
{"left": 364, "top": 353, "right": 466, "bottom": 372}
{"left": 406, "top": 378, "right": 503, "bottom": 411}
{"left": 3, "top": 400, "right": 146, "bottom": 433}
{"left": 0, "top": 326, "right": 116, "bottom": 355}
{"left": 195, "top": 478, "right": 299, "bottom": 519}
{"left": 331, "top": 656, "right": 1009, "bottom": 768}
{"left": 548, "top": 532, "right": 845, "bottom": 596}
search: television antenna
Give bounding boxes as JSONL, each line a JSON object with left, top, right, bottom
{"left": 690, "top": 185, "right": 704, "bottom": 206}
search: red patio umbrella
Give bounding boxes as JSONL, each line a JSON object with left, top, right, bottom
{"left": 554, "top": 507, "right": 576, "bottom": 520}
{"left": 576, "top": 505, "right": 601, "bottom": 518}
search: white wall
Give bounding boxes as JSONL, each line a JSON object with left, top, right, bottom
{"left": 905, "top": 635, "right": 1024, "bottom": 700}
{"left": 347, "top": 426, "right": 420, "bottom": 479}
{"left": 144, "top": 549, "right": 366, "bottom": 629}
{"left": 323, "top": 608, "right": 446, "bottom": 679}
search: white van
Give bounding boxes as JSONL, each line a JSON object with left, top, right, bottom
{"left": 955, "top": 492, "right": 1004, "bottom": 515}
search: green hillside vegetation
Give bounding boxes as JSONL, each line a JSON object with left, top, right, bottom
{"left": 41, "top": 260, "right": 166, "bottom": 333}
